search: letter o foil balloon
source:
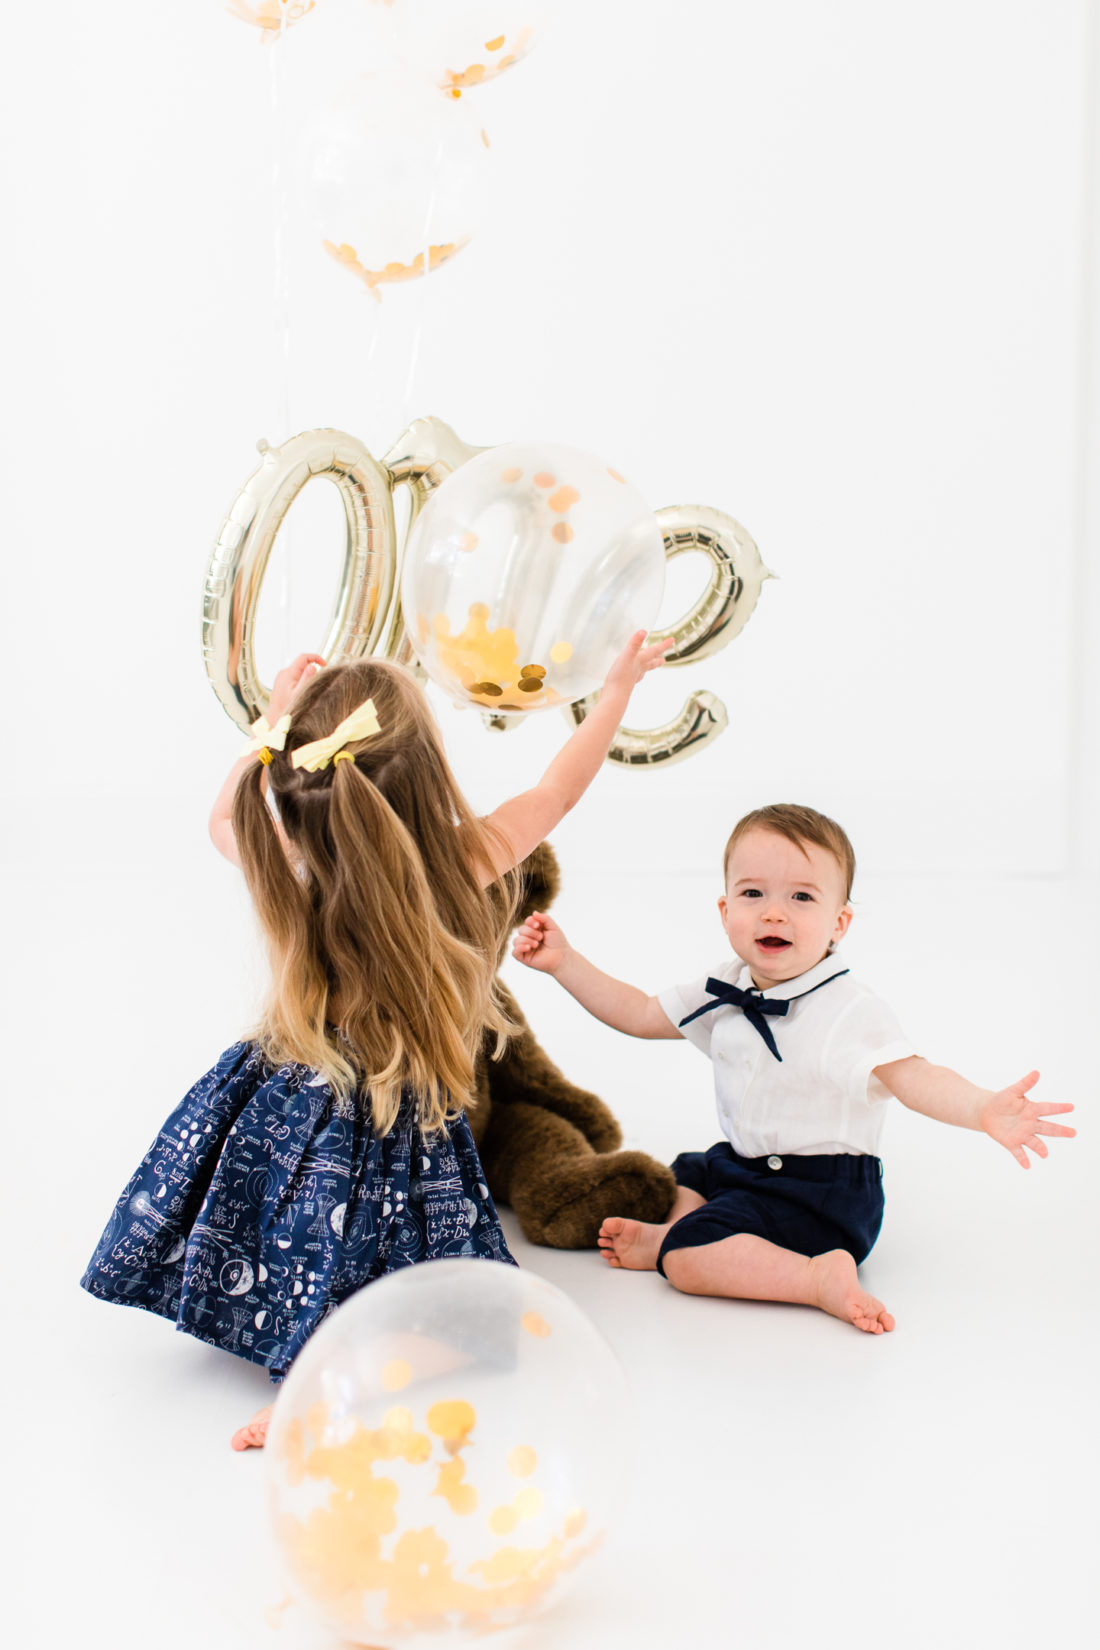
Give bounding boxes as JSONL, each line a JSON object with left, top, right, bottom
{"left": 266, "top": 1259, "right": 632, "bottom": 1645}
{"left": 400, "top": 443, "right": 666, "bottom": 713}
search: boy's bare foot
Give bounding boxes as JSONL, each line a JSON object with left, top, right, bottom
{"left": 231, "top": 1403, "right": 274, "bottom": 1451}
{"left": 598, "top": 1216, "right": 670, "bottom": 1271}
{"left": 808, "top": 1250, "right": 895, "bottom": 1334}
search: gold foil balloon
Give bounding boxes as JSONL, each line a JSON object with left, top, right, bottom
{"left": 302, "top": 71, "right": 490, "bottom": 299}
{"left": 226, "top": 0, "right": 315, "bottom": 40}
{"left": 651, "top": 504, "right": 772, "bottom": 665}
{"left": 202, "top": 429, "right": 396, "bottom": 731}
{"left": 202, "top": 417, "right": 770, "bottom": 758}
{"left": 400, "top": 442, "right": 666, "bottom": 714}
{"left": 565, "top": 504, "right": 774, "bottom": 766}
{"left": 379, "top": 418, "right": 489, "bottom": 667}
{"left": 266, "top": 1259, "right": 632, "bottom": 1645}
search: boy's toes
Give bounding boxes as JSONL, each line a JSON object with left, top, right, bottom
{"left": 852, "top": 1298, "right": 894, "bottom": 1335}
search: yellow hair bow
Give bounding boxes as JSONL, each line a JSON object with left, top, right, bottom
{"left": 246, "top": 712, "right": 291, "bottom": 760}
{"left": 291, "top": 697, "right": 382, "bottom": 772}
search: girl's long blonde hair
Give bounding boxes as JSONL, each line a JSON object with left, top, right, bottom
{"left": 232, "top": 659, "right": 519, "bottom": 1133}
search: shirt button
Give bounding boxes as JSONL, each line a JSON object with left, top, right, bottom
{"left": 767, "top": 1155, "right": 783, "bottom": 1171}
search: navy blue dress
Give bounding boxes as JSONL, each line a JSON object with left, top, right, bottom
{"left": 81, "top": 1041, "right": 514, "bottom": 1379}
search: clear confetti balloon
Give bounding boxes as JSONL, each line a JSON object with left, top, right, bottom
{"left": 370, "top": 2, "right": 540, "bottom": 96}
{"left": 400, "top": 442, "right": 666, "bottom": 714}
{"left": 226, "top": 0, "right": 316, "bottom": 40}
{"left": 301, "top": 71, "right": 490, "bottom": 299}
{"left": 266, "top": 1260, "right": 632, "bottom": 1646}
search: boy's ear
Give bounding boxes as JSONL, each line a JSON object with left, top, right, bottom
{"left": 718, "top": 894, "right": 728, "bottom": 925}
{"left": 834, "top": 903, "right": 853, "bottom": 941}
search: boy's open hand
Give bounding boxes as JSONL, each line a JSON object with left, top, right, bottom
{"left": 268, "top": 653, "right": 325, "bottom": 722}
{"left": 602, "top": 629, "right": 672, "bottom": 696}
{"left": 512, "top": 912, "right": 570, "bottom": 975}
{"left": 980, "top": 1071, "right": 1076, "bottom": 1167}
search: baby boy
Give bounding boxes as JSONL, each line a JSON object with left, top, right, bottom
{"left": 513, "top": 803, "right": 1075, "bottom": 1333}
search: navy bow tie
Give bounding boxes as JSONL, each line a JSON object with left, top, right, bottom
{"left": 678, "top": 970, "right": 850, "bottom": 1062}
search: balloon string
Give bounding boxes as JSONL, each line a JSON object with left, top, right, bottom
{"left": 269, "top": 7, "right": 293, "bottom": 663}
{"left": 401, "top": 133, "right": 444, "bottom": 423}
{"left": 365, "top": 310, "right": 381, "bottom": 372}
{"left": 401, "top": 320, "right": 424, "bottom": 418}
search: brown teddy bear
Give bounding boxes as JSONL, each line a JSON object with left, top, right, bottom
{"left": 467, "top": 842, "right": 677, "bottom": 1247}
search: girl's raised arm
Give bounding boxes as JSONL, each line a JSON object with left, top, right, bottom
{"left": 480, "top": 630, "right": 670, "bottom": 880}
{"left": 208, "top": 653, "right": 325, "bottom": 867}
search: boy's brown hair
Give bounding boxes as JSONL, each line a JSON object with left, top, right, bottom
{"left": 723, "top": 804, "right": 856, "bottom": 901}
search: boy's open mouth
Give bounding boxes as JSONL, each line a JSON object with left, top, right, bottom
{"left": 756, "top": 936, "right": 792, "bottom": 950}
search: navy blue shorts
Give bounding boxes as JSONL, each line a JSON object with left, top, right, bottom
{"left": 657, "top": 1141, "right": 884, "bottom": 1277}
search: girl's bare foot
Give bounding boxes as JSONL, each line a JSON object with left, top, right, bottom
{"left": 808, "top": 1250, "right": 895, "bottom": 1334}
{"left": 231, "top": 1403, "right": 274, "bottom": 1451}
{"left": 598, "top": 1216, "right": 670, "bottom": 1271}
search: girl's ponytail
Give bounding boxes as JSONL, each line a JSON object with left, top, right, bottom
{"left": 240, "top": 658, "right": 518, "bottom": 1131}
{"left": 232, "top": 756, "right": 333, "bottom": 1076}
{"left": 327, "top": 758, "right": 490, "bottom": 1133}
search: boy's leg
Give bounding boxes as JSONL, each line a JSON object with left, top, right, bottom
{"left": 662, "top": 1233, "right": 894, "bottom": 1335}
{"left": 597, "top": 1184, "right": 707, "bottom": 1271}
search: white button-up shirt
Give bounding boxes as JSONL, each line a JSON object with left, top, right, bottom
{"left": 658, "top": 953, "right": 915, "bottom": 1158}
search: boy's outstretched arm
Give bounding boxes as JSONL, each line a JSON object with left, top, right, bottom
{"left": 512, "top": 912, "right": 681, "bottom": 1040}
{"left": 874, "top": 1057, "right": 1076, "bottom": 1168}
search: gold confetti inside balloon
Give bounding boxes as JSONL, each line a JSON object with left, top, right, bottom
{"left": 374, "top": 2, "right": 540, "bottom": 95}
{"left": 266, "top": 1260, "right": 632, "bottom": 1645}
{"left": 226, "top": 0, "right": 315, "bottom": 39}
{"left": 400, "top": 443, "right": 666, "bottom": 713}
{"left": 302, "top": 71, "right": 490, "bottom": 298}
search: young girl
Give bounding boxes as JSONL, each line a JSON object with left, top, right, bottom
{"left": 81, "top": 633, "right": 668, "bottom": 1448}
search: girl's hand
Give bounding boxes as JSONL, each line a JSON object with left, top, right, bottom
{"left": 979, "top": 1071, "right": 1076, "bottom": 1168}
{"left": 602, "top": 629, "right": 672, "bottom": 698}
{"left": 512, "top": 912, "right": 570, "bottom": 974}
{"left": 268, "top": 653, "right": 326, "bottom": 722}
{"left": 478, "top": 633, "right": 669, "bottom": 883}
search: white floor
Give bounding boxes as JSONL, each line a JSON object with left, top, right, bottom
{"left": 6, "top": 848, "right": 1098, "bottom": 1650}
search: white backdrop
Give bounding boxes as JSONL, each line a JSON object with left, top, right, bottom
{"left": 3, "top": 0, "right": 1097, "bottom": 878}
{"left": 3, "top": 4, "right": 1098, "bottom": 1649}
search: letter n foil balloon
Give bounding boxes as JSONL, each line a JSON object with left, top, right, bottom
{"left": 399, "top": 443, "right": 667, "bottom": 715}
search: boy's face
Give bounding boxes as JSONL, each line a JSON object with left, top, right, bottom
{"left": 719, "top": 828, "right": 852, "bottom": 989}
